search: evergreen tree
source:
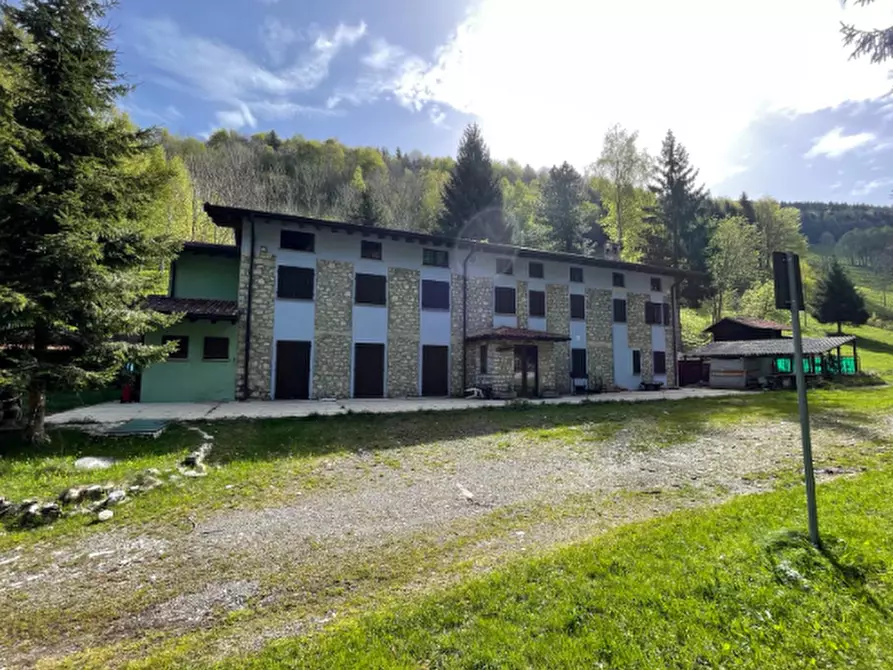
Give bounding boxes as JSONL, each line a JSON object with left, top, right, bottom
{"left": 351, "top": 189, "right": 380, "bottom": 226}
{"left": 738, "top": 191, "right": 757, "bottom": 225}
{"left": 0, "top": 0, "right": 180, "bottom": 442}
{"left": 438, "top": 123, "right": 508, "bottom": 242}
{"left": 812, "top": 258, "right": 869, "bottom": 333}
{"left": 540, "top": 162, "right": 587, "bottom": 253}
{"left": 645, "top": 130, "right": 707, "bottom": 268}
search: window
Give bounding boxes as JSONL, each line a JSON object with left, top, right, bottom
{"left": 495, "top": 286, "right": 516, "bottom": 314}
{"left": 355, "top": 273, "right": 387, "bottom": 306}
{"left": 612, "top": 272, "right": 625, "bottom": 288}
{"left": 632, "top": 349, "right": 642, "bottom": 375}
{"left": 653, "top": 351, "right": 667, "bottom": 375}
{"left": 529, "top": 261, "right": 544, "bottom": 279}
{"left": 422, "top": 279, "right": 450, "bottom": 310}
{"left": 280, "top": 230, "right": 315, "bottom": 252}
{"left": 203, "top": 336, "right": 229, "bottom": 361}
{"left": 162, "top": 335, "right": 188, "bottom": 360}
{"left": 496, "top": 258, "right": 514, "bottom": 275}
{"left": 650, "top": 277, "right": 662, "bottom": 292}
{"left": 663, "top": 303, "right": 672, "bottom": 326}
{"left": 645, "top": 301, "right": 664, "bottom": 325}
{"left": 613, "top": 298, "right": 627, "bottom": 323}
{"left": 570, "top": 294, "right": 585, "bottom": 320}
{"left": 571, "top": 348, "right": 587, "bottom": 378}
{"left": 480, "top": 345, "right": 488, "bottom": 375}
{"left": 529, "top": 290, "right": 546, "bottom": 317}
{"left": 423, "top": 248, "right": 449, "bottom": 267}
{"left": 277, "top": 266, "right": 315, "bottom": 300}
{"left": 361, "top": 240, "right": 382, "bottom": 260}
{"left": 570, "top": 266, "right": 584, "bottom": 283}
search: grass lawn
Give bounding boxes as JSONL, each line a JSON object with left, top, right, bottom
{"left": 232, "top": 461, "right": 893, "bottom": 669}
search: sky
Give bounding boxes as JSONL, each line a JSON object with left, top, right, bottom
{"left": 114, "top": 0, "right": 893, "bottom": 205}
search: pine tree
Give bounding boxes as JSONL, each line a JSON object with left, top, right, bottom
{"left": 540, "top": 162, "right": 587, "bottom": 253}
{"left": 438, "top": 123, "right": 509, "bottom": 242}
{"left": 645, "top": 130, "right": 707, "bottom": 268}
{"left": 351, "top": 189, "right": 380, "bottom": 226}
{"left": 738, "top": 191, "right": 757, "bottom": 225}
{"left": 0, "top": 0, "right": 180, "bottom": 442}
{"left": 812, "top": 258, "right": 869, "bottom": 333}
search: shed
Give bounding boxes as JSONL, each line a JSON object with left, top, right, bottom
{"left": 704, "top": 316, "right": 789, "bottom": 342}
{"left": 689, "top": 336, "right": 857, "bottom": 389}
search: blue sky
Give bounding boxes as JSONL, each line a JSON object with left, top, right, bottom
{"left": 115, "top": 0, "right": 893, "bottom": 205}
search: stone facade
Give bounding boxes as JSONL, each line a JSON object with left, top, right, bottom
{"left": 387, "top": 267, "right": 420, "bottom": 397}
{"left": 313, "top": 259, "right": 353, "bottom": 398}
{"left": 235, "top": 245, "right": 276, "bottom": 400}
{"left": 449, "top": 274, "right": 465, "bottom": 396}
{"left": 627, "top": 292, "right": 653, "bottom": 384}
{"left": 468, "top": 341, "right": 516, "bottom": 396}
{"left": 665, "top": 292, "right": 677, "bottom": 387}
{"left": 586, "top": 288, "right": 614, "bottom": 390}
{"left": 516, "top": 280, "right": 529, "bottom": 329}
{"left": 466, "top": 276, "right": 494, "bottom": 333}
{"left": 538, "top": 341, "right": 557, "bottom": 395}
{"left": 546, "top": 284, "right": 571, "bottom": 394}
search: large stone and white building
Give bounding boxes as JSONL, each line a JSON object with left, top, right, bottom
{"left": 139, "top": 203, "right": 687, "bottom": 403}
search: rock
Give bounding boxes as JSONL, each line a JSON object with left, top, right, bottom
{"left": 74, "top": 456, "right": 116, "bottom": 470}
{"left": 39, "top": 503, "right": 61, "bottom": 520}
{"left": 0, "top": 497, "right": 12, "bottom": 518}
{"left": 58, "top": 487, "right": 83, "bottom": 504}
{"left": 146, "top": 468, "right": 161, "bottom": 476}
{"left": 83, "top": 484, "right": 105, "bottom": 501}
{"left": 106, "top": 490, "right": 126, "bottom": 506}
{"left": 97, "top": 509, "right": 113, "bottom": 522}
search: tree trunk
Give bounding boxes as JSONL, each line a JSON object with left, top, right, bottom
{"left": 24, "top": 380, "right": 48, "bottom": 444}
{"left": 837, "top": 321, "right": 842, "bottom": 335}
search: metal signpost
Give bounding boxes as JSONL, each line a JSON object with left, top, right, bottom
{"left": 772, "top": 251, "right": 820, "bottom": 548}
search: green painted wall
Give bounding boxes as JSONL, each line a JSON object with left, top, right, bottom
{"left": 141, "top": 320, "right": 237, "bottom": 402}
{"left": 173, "top": 254, "right": 239, "bottom": 300}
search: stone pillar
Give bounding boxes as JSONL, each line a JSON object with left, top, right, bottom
{"left": 313, "top": 259, "right": 353, "bottom": 398}
{"left": 517, "top": 280, "right": 529, "bottom": 329}
{"left": 234, "top": 242, "right": 277, "bottom": 401}
{"left": 586, "top": 288, "right": 614, "bottom": 390}
{"left": 627, "top": 292, "right": 653, "bottom": 383}
{"left": 546, "top": 284, "right": 570, "bottom": 394}
{"left": 450, "top": 274, "right": 464, "bottom": 396}
{"left": 387, "top": 267, "right": 420, "bottom": 397}
{"left": 538, "top": 341, "right": 556, "bottom": 394}
{"left": 665, "top": 292, "right": 677, "bottom": 387}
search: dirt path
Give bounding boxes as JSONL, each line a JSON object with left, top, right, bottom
{"left": 1, "top": 413, "right": 887, "bottom": 668}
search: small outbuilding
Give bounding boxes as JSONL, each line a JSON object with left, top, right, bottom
{"left": 703, "top": 316, "right": 789, "bottom": 342}
{"left": 689, "top": 336, "right": 858, "bottom": 389}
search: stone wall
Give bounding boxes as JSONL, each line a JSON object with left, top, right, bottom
{"left": 467, "top": 276, "right": 494, "bottom": 333}
{"left": 538, "top": 341, "right": 557, "bottom": 395}
{"left": 468, "top": 342, "right": 515, "bottom": 396}
{"left": 586, "top": 288, "right": 614, "bottom": 390}
{"left": 665, "top": 292, "right": 677, "bottom": 387}
{"left": 546, "top": 284, "right": 571, "bottom": 394}
{"left": 387, "top": 267, "right": 420, "bottom": 397}
{"left": 235, "top": 246, "right": 276, "bottom": 400}
{"left": 313, "top": 259, "right": 353, "bottom": 398}
{"left": 450, "top": 274, "right": 464, "bottom": 396}
{"left": 627, "top": 292, "right": 653, "bottom": 383}
{"left": 517, "top": 280, "right": 529, "bottom": 329}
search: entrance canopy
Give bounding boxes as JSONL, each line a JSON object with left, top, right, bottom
{"left": 466, "top": 326, "right": 570, "bottom": 343}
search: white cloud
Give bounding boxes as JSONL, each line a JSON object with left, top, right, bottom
{"left": 338, "top": 0, "right": 892, "bottom": 185}
{"left": 851, "top": 178, "right": 893, "bottom": 196}
{"left": 260, "top": 17, "right": 300, "bottom": 66}
{"left": 831, "top": 181, "right": 843, "bottom": 190}
{"left": 216, "top": 102, "right": 257, "bottom": 129}
{"left": 429, "top": 105, "right": 447, "bottom": 126}
{"left": 133, "top": 17, "right": 365, "bottom": 124}
{"left": 804, "top": 127, "right": 875, "bottom": 158}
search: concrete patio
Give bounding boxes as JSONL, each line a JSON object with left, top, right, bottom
{"left": 46, "top": 388, "right": 745, "bottom": 425}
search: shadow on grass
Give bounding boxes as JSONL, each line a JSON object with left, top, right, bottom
{"left": 765, "top": 529, "right": 888, "bottom": 616}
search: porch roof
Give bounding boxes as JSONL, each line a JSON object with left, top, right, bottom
{"left": 689, "top": 336, "right": 855, "bottom": 358}
{"left": 466, "top": 326, "right": 571, "bottom": 343}
{"left": 146, "top": 295, "right": 240, "bottom": 322}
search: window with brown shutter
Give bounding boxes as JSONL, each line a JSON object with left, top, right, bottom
{"left": 529, "top": 290, "right": 546, "bottom": 317}
{"left": 277, "top": 266, "right": 315, "bottom": 300}
{"left": 355, "top": 273, "right": 387, "bottom": 305}
{"left": 495, "top": 286, "right": 516, "bottom": 314}
{"left": 163, "top": 335, "right": 189, "bottom": 360}
{"left": 613, "top": 298, "right": 627, "bottom": 323}
{"left": 570, "top": 294, "right": 585, "bottom": 320}
{"left": 653, "top": 351, "right": 667, "bottom": 375}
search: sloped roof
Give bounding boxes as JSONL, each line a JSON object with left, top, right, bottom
{"left": 703, "top": 316, "right": 789, "bottom": 333}
{"left": 146, "top": 296, "right": 239, "bottom": 321}
{"left": 690, "top": 336, "right": 855, "bottom": 358}
{"left": 466, "top": 326, "right": 571, "bottom": 342}
{"left": 182, "top": 241, "right": 239, "bottom": 258}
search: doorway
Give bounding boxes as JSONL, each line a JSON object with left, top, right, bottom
{"left": 513, "top": 345, "right": 538, "bottom": 397}
{"left": 421, "top": 345, "right": 449, "bottom": 396}
{"left": 354, "top": 343, "right": 385, "bottom": 398}
{"left": 275, "top": 340, "right": 311, "bottom": 399}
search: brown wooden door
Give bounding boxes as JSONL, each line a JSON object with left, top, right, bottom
{"left": 422, "top": 345, "right": 449, "bottom": 396}
{"left": 275, "top": 340, "right": 311, "bottom": 399}
{"left": 354, "top": 343, "right": 385, "bottom": 398}
{"left": 513, "top": 345, "right": 539, "bottom": 397}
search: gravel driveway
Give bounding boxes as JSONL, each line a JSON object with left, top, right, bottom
{"left": 1, "top": 410, "right": 886, "bottom": 668}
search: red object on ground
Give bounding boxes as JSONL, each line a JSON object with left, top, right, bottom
{"left": 121, "top": 383, "right": 133, "bottom": 404}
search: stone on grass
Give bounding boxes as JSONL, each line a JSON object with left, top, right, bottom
{"left": 83, "top": 484, "right": 106, "bottom": 501}
{"left": 97, "top": 509, "right": 113, "bottom": 522}
{"left": 0, "top": 497, "right": 12, "bottom": 518}
{"left": 39, "top": 502, "right": 61, "bottom": 520}
{"left": 58, "top": 487, "right": 83, "bottom": 504}
{"left": 106, "top": 490, "right": 126, "bottom": 506}
{"left": 74, "top": 456, "right": 116, "bottom": 470}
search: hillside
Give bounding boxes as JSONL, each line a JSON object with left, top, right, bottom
{"left": 785, "top": 201, "right": 893, "bottom": 245}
